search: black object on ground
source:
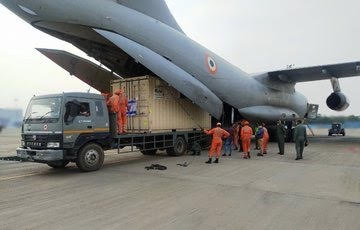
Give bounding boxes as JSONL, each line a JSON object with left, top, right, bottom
{"left": 0, "top": 156, "right": 22, "bottom": 162}
{"left": 145, "top": 164, "right": 167, "bottom": 170}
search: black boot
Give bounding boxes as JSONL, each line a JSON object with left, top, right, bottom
{"left": 248, "top": 152, "right": 251, "bottom": 159}
{"left": 214, "top": 158, "right": 219, "bottom": 164}
{"left": 205, "top": 158, "right": 212, "bottom": 164}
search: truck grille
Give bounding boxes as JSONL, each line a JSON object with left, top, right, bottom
{"left": 23, "top": 134, "right": 62, "bottom": 149}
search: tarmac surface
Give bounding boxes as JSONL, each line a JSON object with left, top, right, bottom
{"left": 1, "top": 128, "right": 360, "bottom": 230}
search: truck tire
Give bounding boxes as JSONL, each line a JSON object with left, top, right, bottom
{"left": 76, "top": 143, "right": 104, "bottom": 172}
{"left": 167, "top": 137, "right": 187, "bottom": 156}
{"left": 47, "top": 160, "right": 69, "bottom": 169}
{"left": 141, "top": 149, "right": 157, "bottom": 155}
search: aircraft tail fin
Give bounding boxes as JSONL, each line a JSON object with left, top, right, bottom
{"left": 116, "top": 0, "right": 184, "bottom": 34}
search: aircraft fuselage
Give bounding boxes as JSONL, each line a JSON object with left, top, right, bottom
{"left": 1, "top": 0, "right": 308, "bottom": 121}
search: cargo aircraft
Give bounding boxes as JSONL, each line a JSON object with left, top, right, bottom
{"left": 1, "top": 0, "right": 359, "bottom": 125}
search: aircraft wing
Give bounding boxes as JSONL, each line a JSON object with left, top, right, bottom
{"left": 36, "top": 48, "right": 119, "bottom": 93}
{"left": 94, "top": 29, "right": 223, "bottom": 119}
{"left": 268, "top": 61, "right": 360, "bottom": 83}
{"left": 115, "top": 0, "right": 184, "bottom": 34}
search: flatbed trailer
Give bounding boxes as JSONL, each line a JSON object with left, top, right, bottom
{"left": 113, "top": 130, "right": 209, "bottom": 156}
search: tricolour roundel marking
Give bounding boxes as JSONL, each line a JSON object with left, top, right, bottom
{"left": 205, "top": 55, "right": 217, "bottom": 75}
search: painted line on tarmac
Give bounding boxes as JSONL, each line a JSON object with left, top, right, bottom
{"left": 0, "top": 172, "right": 43, "bottom": 181}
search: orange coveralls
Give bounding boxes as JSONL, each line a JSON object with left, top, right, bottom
{"left": 204, "top": 127, "right": 230, "bottom": 158}
{"left": 101, "top": 93, "right": 112, "bottom": 108}
{"left": 261, "top": 127, "right": 269, "bottom": 154}
{"left": 115, "top": 89, "right": 128, "bottom": 134}
{"left": 241, "top": 124, "right": 253, "bottom": 158}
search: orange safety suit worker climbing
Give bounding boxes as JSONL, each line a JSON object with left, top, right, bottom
{"left": 204, "top": 123, "right": 230, "bottom": 164}
{"left": 241, "top": 121, "right": 253, "bottom": 159}
{"left": 108, "top": 92, "right": 120, "bottom": 114}
{"left": 101, "top": 93, "right": 112, "bottom": 108}
{"left": 115, "top": 89, "right": 128, "bottom": 134}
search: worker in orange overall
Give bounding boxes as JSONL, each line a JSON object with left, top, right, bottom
{"left": 114, "top": 89, "right": 129, "bottom": 134}
{"left": 204, "top": 122, "right": 230, "bottom": 164}
{"left": 233, "top": 122, "right": 240, "bottom": 150}
{"left": 241, "top": 121, "right": 253, "bottom": 159}
{"left": 101, "top": 93, "right": 112, "bottom": 107}
{"left": 108, "top": 92, "right": 120, "bottom": 134}
{"left": 257, "top": 123, "right": 269, "bottom": 156}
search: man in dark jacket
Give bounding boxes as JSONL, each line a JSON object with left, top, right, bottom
{"left": 276, "top": 120, "right": 286, "bottom": 155}
{"left": 293, "top": 120, "right": 308, "bottom": 160}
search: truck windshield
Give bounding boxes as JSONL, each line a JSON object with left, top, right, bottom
{"left": 24, "top": 97, "right": 62, "bottom": 122}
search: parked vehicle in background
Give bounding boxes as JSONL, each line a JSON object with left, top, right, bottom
{"left": 328, "top": 123, "right": 345, "bottom": 136}
{"left": 0, "top": 125, "right": 3, "bottom": 133}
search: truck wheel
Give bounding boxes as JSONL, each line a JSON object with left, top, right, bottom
{"left": 167, "top": 137, "right": 187, "bottom": 156}
{"left": 141, "top": 149, "right": 157, "bottom": 155}
{"left": 47, "top": 160, "right": 69, "bottom": 169}
{"left": 76, "top": 143, "right": 104, "bottom": 172}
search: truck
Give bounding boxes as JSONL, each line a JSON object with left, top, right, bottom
{"left": 328, "top": 123, "right": 346, "bottom": 136}
{"left": 17, "top": 76, "right": 211, "bottom": 172}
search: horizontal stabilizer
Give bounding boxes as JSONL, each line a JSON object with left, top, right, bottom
{"left": 94, "top": 29, "right": 223, "bottom": 119}
{"left": 36, "top": 48, "right": 119, "bottom": 93}
{"left": 269, "top": 61, "right": 360, "bottom": 83}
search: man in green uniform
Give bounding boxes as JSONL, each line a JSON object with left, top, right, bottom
{"left": 293, "top": 120, "right": 308, "bottom": 160}
{"left": 276, "top": 120, "right": 286, "bottom": 155}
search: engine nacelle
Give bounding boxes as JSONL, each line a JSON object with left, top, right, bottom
{"left": 326, "top": 92, "right": 350, "bottom": 111}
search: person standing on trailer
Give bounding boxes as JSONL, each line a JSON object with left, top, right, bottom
{"left": 204, "top": 123, "right": 230, "bottom": 164}
{"left": 241, "top": 121, "right": 253, "bottom": 159}
{"left": 115, "top": 89, "right": 129, "bottom": 134}
{"left": 108, "top": 92, "right": 120, "bottom": 133}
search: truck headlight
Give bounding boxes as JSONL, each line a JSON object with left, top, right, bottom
{"left": 47, "top": 142, "right": 60, "bottom": 148}
{"left": 21, "top": 140, "right": 25, "bottom": 147}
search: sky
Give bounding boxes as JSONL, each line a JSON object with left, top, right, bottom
{"left": 0, "top": 0, "right": 359, "bottom": 116}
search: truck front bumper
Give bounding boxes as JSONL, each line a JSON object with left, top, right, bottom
{"left": 16, "top": 148, "right": 64, "bottom": 162}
